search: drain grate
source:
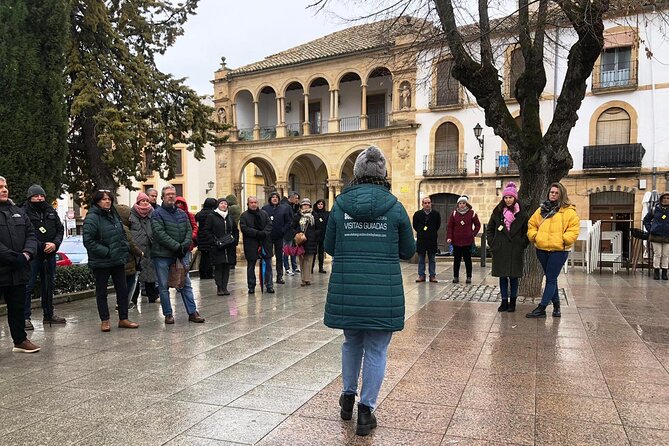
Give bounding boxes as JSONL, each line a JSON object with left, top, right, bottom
{"left": 440, "top": 284, "right": 568, "bottom": 305}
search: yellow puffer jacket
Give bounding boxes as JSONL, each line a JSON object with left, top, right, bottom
{"left": 527, "top": 205, "right": 580, "bottom": 251}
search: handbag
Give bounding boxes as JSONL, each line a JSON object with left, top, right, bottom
{"left": 294, "top": 232, "right": 307, "bottom": 246}
{"left": 215, "top": 233, "right": 235, "bottom": 248}
{"left": 167, "top": 260, "right": 186, "bottom": 288}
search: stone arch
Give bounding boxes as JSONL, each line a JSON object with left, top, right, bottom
{"left": 365, "top": 66, "right": 393, "bottom": 84}
{"left": 335, "top": 70, "right": 364, "bottom": 86}
{"left": 589, "top": 100, "right": 638, "bottom": 145}
{"left": 337, "top": 144, "right": 393, "bottom": 182}
{"left": 233, "top": 88, "right": 255, "bottom": 103}
{"left": 285, "top": 152, "right": 330, "bottom": 201}
{"left": 283, "top": 149, "right": 334, "bottom": 179}
{"left": 237, "top": 154, "right": 279, "bottom": 206}
{"left": 306, "top": 74, "right": 332, "bottom": 90}
{"left": 254, "top": 83, "right": 278, "bottom": 99}
{"left": 280, "top": 79, "right": 305, "bottom": 97}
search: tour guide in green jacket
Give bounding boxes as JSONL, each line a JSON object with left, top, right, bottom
{"left": 323, "top": 145, "right": 415, "bottom": 437}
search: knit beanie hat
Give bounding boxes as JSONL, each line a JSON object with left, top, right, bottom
{"left": 353, "top": 145, "right": 387, "bottom": 179}
{"left": 502, "top": 182, "right": 518, "bottom": 199}
{"left": 217, "top": 197, "right": 228, "bottom": 205}
{"left": 300, "top": 198, "right": 312, "bottom": 207}
{"left": 26, "top": 184, "right": 46, "bottom": 199}
{"left": 136, "top": 192, "right": 150, "bottom": 204}
{"left": 457, "top": 195, "right": 469, "bottom": 204}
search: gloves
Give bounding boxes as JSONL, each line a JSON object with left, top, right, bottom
{"left": 175, "top": 246, "right": 186, "bottom": 258}
{"left": 257, "top": 231, "right": 266, "bottom": 241}
{"left": 13, "top": 252, "right": 29, "bottom": 269}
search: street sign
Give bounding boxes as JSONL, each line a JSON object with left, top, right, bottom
{"left": 67, "top": 210, "right": 75, "bottom": 219}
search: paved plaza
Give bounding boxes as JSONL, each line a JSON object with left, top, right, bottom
{"left": 0, "top": 261, "right": 668, "bottom": 445}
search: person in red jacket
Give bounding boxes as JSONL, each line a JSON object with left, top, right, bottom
{"left": 446, "top": 195, "right": 481, "bottom": 284}
{"left": 175, "top": 196, "right": 198, "bottom": 251}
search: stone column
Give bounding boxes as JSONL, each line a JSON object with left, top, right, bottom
{"left": 233, "top": 183, "right": 244, "bottom": 201}
{"left": 253, "top": 101, "right": 260, "bottom": 140}
{"left": 230, "top": 103, "right": 239, "bottom": 142}
{"left": 276, "top": 97, "right": 286, "bottom": 138}
{"left": 302, "top": 92, "right": 310, "bottom": 136}
{"left": 360, "top": 84, "right": 368, "bottom": 130}
{"left": 329, "top": 89, "right": 340, "bottom": 133}
{"left": 275, "top": 181, "right": 289, "bottom": 198}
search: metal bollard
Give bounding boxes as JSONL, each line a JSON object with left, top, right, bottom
{"left": 480, "top": 224, "right": 487, "bottom": 267}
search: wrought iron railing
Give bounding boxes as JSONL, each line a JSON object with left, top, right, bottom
{"left": 423, "top": 153, "right": 468, "bottom": 177}
{"left": 429, "top": 86, "right": 460, "bottom": 108}
{"left": 593, "top": 62, "right": 637, "bottom": 90}
{"left": 495, "top": 151, "right": 519, "bottom": 174}
{"left": 238, "top": 128, "right": 254, "bottom": 141}
{"left": 286, "top": 123, "right": 301, "bottom": 137}
{"left": 260, "top": 126, "right": 276, "bottom": 140}
{"left": 368, "top": 112, "right": 389, "bottom": 129}
{"left": 309, "top": 120, "right": 328, "bottom": 135}
{"left": 582, "top": 144, "right": 645, "bottom": 169}
{"left": 340, "top": 116, "right": 361, "bottom": 132}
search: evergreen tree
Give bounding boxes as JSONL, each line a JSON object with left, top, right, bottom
{"left": 65, "top": 0, "right": 222, "bottom": 201}
{"left": 0, "top": 0, "right": 69, "bottom": 203}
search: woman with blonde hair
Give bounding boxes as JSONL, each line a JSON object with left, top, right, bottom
{"left": 526, "top": 182, "right": 580, "bottom": 318}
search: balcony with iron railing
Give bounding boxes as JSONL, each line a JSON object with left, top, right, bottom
{"left": 423, "top": 152, "right": 468, "bottom": 177}
{"left": 592, "top": 61, "right": 638, "bottom": 92}
{"left": 260, "top": 126, "right": 276, "bottom": 140}
{"left": 495, "top": 151, "right": 519, "bottom": 175}
{"left": 582, "top": 143, "right": 645, "bottom": 169}
{"left": 340, "top": 116, "right": 361, "bottom": 132}
{"left": 428, "top": 87, "right": 460, "bottom": 109}
{"left": 238, "top": 128, "right": 254, "bottom": 141}
{"left": 367, "top": 112, "right": 389, "bottom": 129}
{"left": 309, "top": 120, "right": 328, "bottom": 135}
{"left": 286, "top": 122, "right": 302, "bottom": 137}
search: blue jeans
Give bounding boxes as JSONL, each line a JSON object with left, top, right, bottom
{"left": 25, "top": 255, "right": 57, "bottom": 320}
{"left": 499, "top": 277, "right": 519, "bottom": 300}
{"left": 417, "top": 252, "right": 436, "bottom": 278}
{"left": 536, "top": 249, "right": 569, "bottom": 307}
{"left": 153, "top": 255, "right": 197, "bottom": 317}
{"left": 282, "top": 240, "right": 298, "bottom": 271}
{"left": 341, "top": 330, "right": 393, "bottom": 410}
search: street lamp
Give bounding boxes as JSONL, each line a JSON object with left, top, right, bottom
{"left": 205, "top": 180, "right": 215, "bottom": 195}
{"left": 473, "top": 123, "right": 485, "bottom": 161}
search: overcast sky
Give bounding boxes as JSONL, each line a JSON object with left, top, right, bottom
{"left": 156, "top": 1, "right": 353, "bottom": 96}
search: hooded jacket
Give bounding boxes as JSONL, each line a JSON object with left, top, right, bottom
{"left": 82, "top": 204, "right": 129, "bottom": 269}
{"left": 176, "top": 196, "right": 197, "bottom": 249}
{"left": 261, "top": 192, "right": 293, "bottom": 241}
{"left": 195, "top": 198, "right": 217, "bottom": 249}
{"left": 643, "top": 198, "right": 669, "bottom": 239}
{"left": 225, "top": 194, "right": 242, "bottom": 227}
{"left": 324, "top": 183, "right": 415, "bottom": 332}
{"left": 528, "top": 204, "right": 580, "bottom": 251}
{"left": 0, "top": 200, "right": 39, "bottom": 286}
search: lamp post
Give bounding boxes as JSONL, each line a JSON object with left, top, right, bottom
{"left": 473, "top": 123, "right": 485, "bottom": 175}
{"left": 205, "top": 180, "right": 215, "bottom": 195}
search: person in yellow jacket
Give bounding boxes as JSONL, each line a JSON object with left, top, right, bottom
{"left": 526, "top": 182, "right": 580, "bottom": 318}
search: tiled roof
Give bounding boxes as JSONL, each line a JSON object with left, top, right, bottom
{"left": 228, "top": 17, "right": 432, "bottom": 76}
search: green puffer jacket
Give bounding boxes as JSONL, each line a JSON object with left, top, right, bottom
{"left": 324, "top": 183, "right": 415, "bottom": 332}
{"left": 150, "top": 203, "right": 192, "bottom": 258}
{"left": 82, "top": 205, "right": 129, "bottom": 269}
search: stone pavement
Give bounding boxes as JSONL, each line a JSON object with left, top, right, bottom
{"left": 0, "top": 262, "right": 668, "bottom": 445}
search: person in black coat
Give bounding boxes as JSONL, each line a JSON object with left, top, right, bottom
{"left": 239, "top": 196, "right": 274, "bottom": 294}
{"left": 201, "top": 198, "right": 239, "bottom": 295}
{"left": 23, "top": 184, "right": 66, "bottom": 328}
{"left": 291, "top": 198, "right": 320, "bottom": 286}
{"left": 262, "top": 191, "right": 293, "bottom": 284}
{"left": 195, "top": 197, "right": 217, "bottom": 279}
{"left": 412, "top": 197, "right": 441, "bottom": 282}
{"left": 485, "top": 182, "right": 529, "bottom": 312}
{"left": 311, "top": 199, "right": 330, "bottom": 274}
{"left": 0, "top": 176, "right": 40, "bottom": 353}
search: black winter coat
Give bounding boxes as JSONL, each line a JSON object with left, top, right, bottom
{"left": 195, "top": 198, "right": 217, "bottom": 250}
{"left": 201, "top": 211, "right": 239, "bottom": 265}
{"left": 23, "top": 202, "right": 64, "bottom": 259}
{"left": 486, "top": 206, "right": 529, "bottom": 278}
{"left": 291, "top": 212, "right": 320, "bottom": 255}
{"left": 261, "top": 203, "right": 293, "bottom": 241}
{"left": 412, "top": 209, "right": 441, "bottom": 254}
{"left": 0, "top": 201, "right": 39, "bottom": 286}
{"left": 239, "top": 209, "right": 273, "bottom": 261}
{"left": 313, "top": 208, "right": 330, "bottom": 242}
{"left": 643, "top": 204, "right": 669, "bottom": 239}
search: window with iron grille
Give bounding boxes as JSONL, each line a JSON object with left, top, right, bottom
{"left": 600, "top": 47, "right": 631, "bottom": 88}
{"left": 596, "top": 107, "right": 630, "bottom": 145}
{"left": 435, "top": 122, "right": 459, "bottom": 158}
{"left": 435, "top": 59, "right": 460, "bottom": 106}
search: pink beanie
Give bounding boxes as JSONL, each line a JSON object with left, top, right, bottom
{"left": 136, "top": 192, "right": 150, "bottom": 203}
{"left": 502, "top": 182, "right": 518, "bottom": 199}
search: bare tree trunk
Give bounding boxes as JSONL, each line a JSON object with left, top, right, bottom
{"left": 82, "top": 114, "right": 116, "bottom": 194}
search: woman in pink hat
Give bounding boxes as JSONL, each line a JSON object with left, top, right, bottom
{"left": 486, "top": 182, "right": 529, "bottom": 312}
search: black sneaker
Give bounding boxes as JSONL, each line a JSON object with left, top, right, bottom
{"left": 526, "top": 305, "right": 547, "bottom": 318}
{"left": 276, "top": 277, "right": 285, "bottom": 284}
{"left": 266, "top": 288, "right": 275, "bottom": 294}
{"left": 552, "top": 305, "right": 561, "bottom": 317}
{"left": 356, "top": 404, "right": 377, "bottom": 436}
{"left": 339, "top": 393, "right": 355, "bottom": 420}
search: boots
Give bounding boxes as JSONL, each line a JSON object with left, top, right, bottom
{"left": 654, "top": 269, "right": 661, "bottom": 280}
{"left": 339, "top": 393, "right": 355, "bottom": 421}
{"left": 356, "top": 404, "right": 377, "bottom": 436}
{"left": 508, "top": 297, "right": 517, "bottom": 313}
{"left": 497, "top": 299, "right": 508, "bottom": 312}
{"left": 552, "top": 303, "right": 561, "bottom": 318}
{"left": 663, "top": 269, "right": 668, "bottom": 281}
{"left": 526, "top": 304, "right": 547, "bottom": 318}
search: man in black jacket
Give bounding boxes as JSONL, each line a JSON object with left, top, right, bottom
{"left": 261, "top": 192, "right": 292, "bottom": 284}
{"left": 23, "top": 184, "right": 66, "bottom": 329}
{"left": 412, "top": 197, "right": 441, "bottom": 283}
{"left": 0, "top": 176, "right": 40, "bottom": 353}
{"left": 240, "top": 196, "right": 274, "bottom": 294}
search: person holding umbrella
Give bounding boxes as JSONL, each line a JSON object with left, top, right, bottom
{"left": 239, "top": 196, "right": 274, "bottom": 294}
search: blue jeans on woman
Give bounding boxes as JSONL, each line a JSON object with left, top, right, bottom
{"left": 536, "top": 249, "right": 569, "bottom": 307}
{"left": 341, "top": 330, "right": 393, "bottom": 410}
{"left": 499, "top": 277, "right": 519, "bottom": 300}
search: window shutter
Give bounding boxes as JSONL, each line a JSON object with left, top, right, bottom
{"left": 596, "top": 108, "right": 630, "bottom": 145}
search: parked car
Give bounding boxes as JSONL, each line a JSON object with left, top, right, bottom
{"left": 55, "top": 252, "right": 73, "bottom": 267}
{"left": 59, "top": 235, "right": 88, "bottom": 265}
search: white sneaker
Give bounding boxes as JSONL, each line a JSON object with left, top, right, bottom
{"left": 286, "top": 269, "right": 295, "bottom": 276}
{"left": 294, "top": 268, "right": 301, "bottom": 274}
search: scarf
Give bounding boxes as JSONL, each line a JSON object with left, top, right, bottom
{"left": 456, "top": 206, "right": 470, "bottom": 215}
{"left": 540, "top": 200, "right": 559, "bottom": 219}
{"left": 215, "top": 209, "right": 228, "bottom": 219}
{"left": 299, "top": 208, "right": 314, "bottom": 232}
{"left": 502, "top": 203, "right": 519, "bottom": 231}
{"left": 133, "top": 201, "right": 153, "bottom": 219}
{"left": 350, "top": 176, "right": 391, "bottom": 190}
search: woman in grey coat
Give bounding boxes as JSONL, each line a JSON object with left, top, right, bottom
{"left": 129, "top": 192, "right": 158, "bottom": 303}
